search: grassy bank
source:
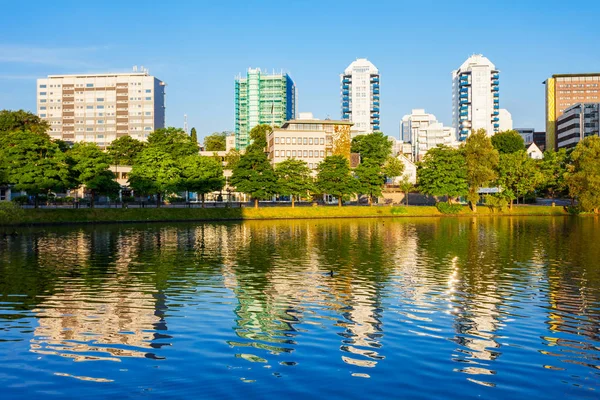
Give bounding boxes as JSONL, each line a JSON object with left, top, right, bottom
{"left": 0, "top": 204, "right": 571, "bottom": 227}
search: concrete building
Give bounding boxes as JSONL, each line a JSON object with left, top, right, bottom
{"left": 400, "top": 109, "right": 457, "bottom": 161}
{"left": 452, "top": 54, "right": 500, "bottom": 140}
{"left": 36, "top": 69, "right": 166, "bottom": 148}
{"left": 234, "top": 68, "right": 296, "bottom": 150}
{"left": 526, "top": 143, "right": 543, "bottom": 160}
{"left": 498, "top": 109, "right": 513, "bottom": 132}
{"left": 544, "top": 73, "right": 600, "bottom": 150}
{"left": 556, "top": 103, "right": 600, "bottom": 149}
{"left": 266, "top": 112, "right": 353, "bottom": 170}
{"left": 516, "top": 128, "right": 535, "bottom": 144}
{"left": 341, "top": 58, "right": 380, "bottom": 134}
{"left": 516, "top": 128, "right": 546, "bottom": 152}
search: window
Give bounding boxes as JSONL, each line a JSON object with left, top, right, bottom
{"left": 275, "top": 150, "right": 279, "bottom": 157}
{"left": 86, "top": 128, "right": 93, "bottom": 131}
{"left": 286, "top": 137, "right": 291, "bottom": 144}
{"left": 39, "top": 92, "right": 47, "bottom": 95}
{"left": 292, "top": 150, "right": 296, "bottom": 157}
{"left": 86, "top": 83, "right": 94, "bottom": 88}
{"left": 320, "top": 151, "right": 324, "bottom": 157}
{"left": 145, "top": 89, "right": 152, "bottom": 93}
{"left": 39, "top": 84, "right": 46, "bottom": 88}
{"left": 320, "top": 138, "right": 324, "bottom": 145}
{"left": 145, "top": 112, "right": 152, "bottom": 116}
{"left": 303, "top": 138, "right": 308, "bottom": 145}
{"left": 144, "top": 127, "right": 152, "bottom": 131}
{"left": 97, "top": 105, "right": 104, "bottom": 109}
{"left": 275, "top": 137, "right": 280, "bottom": 144}
{"left": 309, "top": 150, "right": 313, "bottom": 157}
{"left": 145, "top": 97, "right": 152, "bottom": 101}
{"left": 286, "top": 150, "right": 291, "bottom": 157}
{"left": 97, "top": 120, "right": 104, "bottom": 124}
{"left": 303, "top": 150, "right": 308, "bottom": 157}
{"left": 40, "top": 113, "right": 47, "bottom": 117}
{"left": 292, "top": 138, "right": 296, "bottom": 144}
{"left": 40, "top": 99, "right": 46, "bottom": 103}
{"left": 297, "top": 137, "right": 302, "bottom": 143}
{"left": 86, "top": 106, "right": 93, "bottom": 109}
{"left": 309, "top": 138, "right": 313, "bottom": 145}
{"left": 97, "top": 98, "right": 104, "bottom": 102}
{"left": 97, "top": 135, "right": 104, "bottom": 139}
{"left": 40, "top": 106, "right": 46, "bottom": 110}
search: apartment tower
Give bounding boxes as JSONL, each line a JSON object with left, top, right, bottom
{"left": 341, "top": 58, "right": 380, "bottom": 133}
{"left": 400, "top": 109, "right": 457, "bottom": 161}
{"left": 452, "top": 54, "right": 500, "bottom": 141}
{"left": 543, "top": 73, "right": 600, "bottom": 150}
{"left": 36, "top": 70, "right": 165, "bottom": 149}
{"left": 234, "top": 68, "right": 296, "bottom": 150}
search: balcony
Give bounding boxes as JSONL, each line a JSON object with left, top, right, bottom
{"left": 460, "top": 93, "right": 468, "bottom": 99}
{"left": 460, "top": 99, "right": 470, "bottom": 105}
{"left": 492, "top": 86, "right": 499, "bottom": 91}
{"left": 373, "top": 90, "right": 380, "bottom": 94}
{"left": 494, "top": 98, "right": 499, "bottom": 103}
{"left": 373, "top": 84, "right": 380, "bottom": 89}
{"left": 494, "top": 123, "right": 500, "bottom": 128}
{"left": 492, "top": 80, "right": 499, "bottom": 85}
{"left": 372, "top": 107, "right": 380, "bottom": 112}
{"left": 373, "top": 125, "right": 380, "bottom": 130}
{"left": 342, "top": 78, "right": 350, "bottom": 84}
{"left": 343, "top": 90, "right": 349, "bottom": 95}
{"left": 493, "top": 92, "right": 499, "bottom": 97}
{"left": 373, "top": 120, "right": 380, "bottom": 125}
{"left": 343, "top": 102, "right": 349, "bottom": 107}
{"left": 494, "top": 105, "right": 499, "bottom": 110}
{"left": 460, "top": 111, "right": 468, "bottom": 116}
{"left": 342, "top": 85, "right": 349, "bottom": 90}
{"left": 373, "top": 102, "right": 380, "bottom": 107}
{"left": 373, "top": 96, "right": 380, "bottom": 101}
{"left": 342, "top": 107, "right": 350, "bottom": 113}
{"left": 493, "top": 111, "right": 499, "bottom": 115}
{"left": 492, "top": 74, "right": 499, "bottom": 79}
{"left": 492, "top": 117, "right": 499, "bottom": 122}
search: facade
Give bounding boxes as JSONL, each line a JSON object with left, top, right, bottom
{"left": 516, "top": 128, "right": 535, "bottom": 144}
{"left": 533, "top": 131, "right": 546, "bottom": 152}
{"left": 391, "top": 155, "right": 417, "bottom": 185}
{"left": 498, "top": 109, "right": 513, "bottom": 132}
{"left": 400, "top": 109, "right": 457, "bottom": 161}
{"left": 452, "top": 54, "right": 500, "bottom": 141}
{"left": 36, "top": 70, "right": 166, "bottom": 148}
{"left": 266, "top": 113, "right": 353, "bottom": 170}
{"left": 234, "top": 68, "right": 296, "bottom": 150}
{"left": 526, "top": 143, "right": 543, "bottom": 160}
{"left": 544, "top": 73, "right": 600, "bottom": 150}
{"left": 556, "top": 103, "right": 600, "bottom": 149}
{"left": 341, "top": 58, "right": 380, "bottom": 134}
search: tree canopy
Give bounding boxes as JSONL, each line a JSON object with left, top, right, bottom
{"left": 69, "top": 143, "right": 120, "bottom": 207}
{"left": 107, "top": 135, "right": 146, "bottom": 165}
{"left": 203, "top": 131, "right": 227, "bottom": 151}
{"left": 275, "top": 159, "right": 314, "bottom": 207}
{"left": 190, "top": 127, "right": 198, "bottom": 144}
{"left": 496, "top": 150, "right": 542, "bottom": 208}
{"left": 316, "top": 155, "right": 355, "bottom": 207}
{"left": 383, "top": 156, "right": 405, "bottom": 180}
{"left": 351, "top": 131, "right": 392, "bottom": 166}
{"left": 491, "top": 130, "right": 525, "bottom": 154}
{"left": 128, "top": 147, "right": 181, "bottom": 206}
{"left": 147, "top": 127, "right": 199, "bottom": 158}
{"left": 566, "top": 136, "right": 600, "bottom": 213}
{"left": 354, "top": 158, "right": 385, "bottom": 205}
{"left": 540, "top": 149, "right": 569, "bottom": 199}
{"left": 464, "top": 129, "right": 499, "bottom": 211}
{"left": 0, "top": 109, "right": 50, "bottom": 137}
{"left": 417, "top": 145, "right": 468, "bottom": 202}
{"left": 179, "top": 155, "right": 225, "bottom": 206}
{"left": 230, "top": 125, "right": 276, "bottom": 207}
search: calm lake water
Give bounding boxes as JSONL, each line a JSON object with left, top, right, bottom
{"left": 0, "top": 217, "right": 599, "bottom": 399}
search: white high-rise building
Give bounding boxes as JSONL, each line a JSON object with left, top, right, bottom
{"left": 452, "top": 54, "right": 500, "bottom": 141}
{"left": 498, "top": 109, "right": 513, "bottom": 132}
{"left": 400, "top": 109, "right": 457, "bottom": 161}
{"left": 36, "top": 70, "right": 166, "bottom": 149}
{"left": 341, "top": 58, "right": 380, "bottom": 134}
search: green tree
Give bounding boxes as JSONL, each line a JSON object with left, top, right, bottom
{"left": 128, "top": 147, "right": 181, "bottom": 207}
{"left": 383, "top": 156, "right": 405, "bottom": 180}
{"left": 496, "top": 150, "right": 543, "bottom": 209}
{"left": 316, "top": 155, "right": 355, "bottom": 207}
{"left": 355, "top": 158, "right": 385, "bottom": 206}
{"left": 179, "top": 155, "right": 225, "bottom": 207}
{"left": 204, "top": 131, "right": 227, "bottom": 151}
{"left": 53, "top": 139, "right": 71, "bottom": 153}
{"left": 107, "top": 135, "right": 146, "bottom": 165}
{"left": 0, "top": 109, "right": 50, "bottom": 137}
{"left": 398, "top": 176, "right": 414, "bottom": 206}
{"left": 351, "top": 131, "right": 392, "bottom": 166}
{"left": 274, "top": 159, "right": 314, "bottom": 208}
{"left": 190, "top": 127, "right": 198, "bottom": 144}
{"left": 540, "top": 149, "right": 569, "bottom": 200}
{"left": 566, "top": 136, "right": 600, "bottom": 213}
{"left": 417, "top": 145, "right": 468, "bottom": 203}
{"left": 2, "top": 131, "right": 72, "bottom": 207}
{"left": 464, "top": 129, "right": 499, "bottom": 211}
{"left": 230, "top": 125, "right": 276, "bottom": 208}
{"left": 69, "top": 143, "right": 120, "bottom": 208}
{"left": 224, "top": 149, "right": 241, "bottom": 170}
{"left": 147, "top": 127, "right": 199, "bottom": 158}
{"left": 491, "top": 130, "right": 525, "bottom": 154}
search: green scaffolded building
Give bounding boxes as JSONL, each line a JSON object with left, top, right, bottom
{"left": 235, "top": 68, "right": 296, "bottom": 150}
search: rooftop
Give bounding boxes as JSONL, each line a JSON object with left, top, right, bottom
{"left": 46, "top": 72, "right": 153, "bottom": 78}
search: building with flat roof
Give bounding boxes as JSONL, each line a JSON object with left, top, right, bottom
{"left": 556, "top": 103, "right": 599, "bottom": 149}
{"left": 234, "top": 68, "right": 296, "bottom": 151}
{"left": 516, "top": 128, "right": 535, "bottom": 145}
{"left": 544, "top": 73, "right": 600, "bottom": 150}
{"left": 267, "top": 112, "right": 353, "bottom": 170}
{"left": 452, "top": 54, "right": 500, "bottom": 140}
{"left": 400, "top": 109, "right": 457, "bottom": 161}
{"left": 341, "top": 58, "right": 380, "bottom": 133}
{"left": 36, "top": 69, "right": 165, "bottom": 148}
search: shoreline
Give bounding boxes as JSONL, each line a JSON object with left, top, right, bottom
{"left": 1, "top": 205, "right": 575, "bottom": 228}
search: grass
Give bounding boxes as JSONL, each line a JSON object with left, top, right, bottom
{"left": 0, "top": 204, "right": 572, "bottom": 227}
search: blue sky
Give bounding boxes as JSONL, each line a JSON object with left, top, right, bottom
{"left": 1, "top": 0, "right": 599, "bottom": 141}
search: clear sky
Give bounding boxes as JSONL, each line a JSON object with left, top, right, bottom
{"left": 1, "top": 0, "right": 599, "bottom": 141}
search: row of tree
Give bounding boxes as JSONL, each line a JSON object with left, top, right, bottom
{"left": 417, "top": 129, "right": 600, "bottom": 212}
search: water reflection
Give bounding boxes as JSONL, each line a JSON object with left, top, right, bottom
{"left": 0, "top": 217, "right": 599, "bottom": 398}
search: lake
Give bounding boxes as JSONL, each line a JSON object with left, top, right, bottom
{"left": 0, "top": 217, "right": 599, "bottom": 399}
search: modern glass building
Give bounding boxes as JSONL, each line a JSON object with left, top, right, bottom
{"left": 452, "top": 54, "right": 500, "bottom": 141}
{"left": 234, "top": 68, "right": 296, "bottom": 150}
{"left": 340, "top": 58, "right": 380, "bottom": 133}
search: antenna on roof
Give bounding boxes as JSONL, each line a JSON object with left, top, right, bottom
{"left": 183, "top": 114, "right": 188, "bottom": 134}
{"left": 133, "top": 65, "right": 138, "bottom": 72}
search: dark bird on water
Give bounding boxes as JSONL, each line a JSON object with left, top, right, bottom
{"left": 329, "top": 270, "right": 334, "bottom": 277}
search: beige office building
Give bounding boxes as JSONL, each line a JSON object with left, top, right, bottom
{"left": 267, "top": 113, "right": 353, "bottom": 170}
{"left": 36, "top": 70, "right": 166, "bottom": 148}
{"left": 544, "top": 73, "right": 600, "bottom": 150}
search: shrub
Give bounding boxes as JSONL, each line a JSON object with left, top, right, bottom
{"left": 166, "top": 196, "right": 186, "bottom": 204}
{"left": 485, "top": 195, "right": 509, "bottom": 212}
{"left": 566, "top": 205, "right": 582, "bottom": 215}
{"left": 436, "top": 201, "right": 463, "bottom": 214}
{"left": 390, "top": 206, "right": 408, "bottom": 215}
{"left": 12, "top": 195, "right": 29, "bottom": 206}
{"left": 0, "top": 202, "right": 24, "bottom": 225}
